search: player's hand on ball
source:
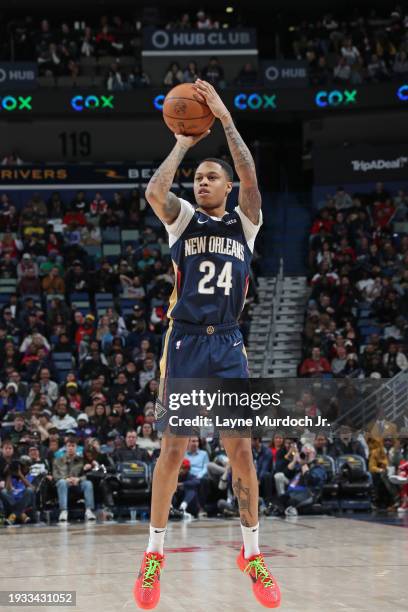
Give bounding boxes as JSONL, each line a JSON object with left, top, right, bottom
{"left": 194, "top": 79, "right": 230, "bottom": 121}
{"left": 175, "top": 130, "right": 210, "bottom": 148}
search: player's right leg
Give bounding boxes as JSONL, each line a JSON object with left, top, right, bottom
{"left": 134, "top": 434, "right": 189, "bottom": 610}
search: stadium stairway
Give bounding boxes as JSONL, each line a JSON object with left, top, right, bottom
{"left": 267, "top": 276, "right": 308, "bottom": 377}
{"left": 247, "top": 276, "right": 309, "bottom": 378}
{"left": 247, "top": 277, "right": 276, "bottom": 377}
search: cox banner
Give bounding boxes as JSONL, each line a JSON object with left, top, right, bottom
{"left": 262, "top": 60, "right": 308, "bottom": 88}
{"left": 142, "top": 27, "right": 257, "bottom": 55}
{"left": 314, "top": 145, "right": 408, "bottom": 183}
{"left": 0, "top": 62, "right": 37, "bottom": 89}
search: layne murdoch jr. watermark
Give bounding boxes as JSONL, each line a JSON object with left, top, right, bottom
{"left": 168, "top": 414, "right": 330, "bottom": 428}
{"left": 165, "top": 390, "right": 331, "bottom": 429}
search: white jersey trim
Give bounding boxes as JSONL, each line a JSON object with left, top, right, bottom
{"left": 164, "top": 198, "right": 195, "bottom": 247}
{"left": 234, "top": 206, "right": 263, "bottom": 252}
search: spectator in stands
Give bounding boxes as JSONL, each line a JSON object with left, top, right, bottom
{"left": 172, "top": 458, "right": 200, "bottom": 518}
{"left": 313, "top": 433, "right": 329, "bottom": 456}
{"left": 202, "top": 57, "right": 225, "bottom": 87}
{"left": 273, "top": 443, "right": 315, "bottom": 516}
{"left": 53, "top": 437, "right": 96, "bottom": 522}
{"left": 106, "top": 64, "right": 129, "bottom": 91}
{"left": 0, "top": 440, "right": 15, "bottom": 480}
{"left": 39, "top": 368, "right": 59, "bottom": 402}
{"left": 0, "top": 231, "right": 21, "bottom": 261}
{"left": 196, "top": 10, "right": 218, "bottom": 29}
{"left": 163, "top": 62, "right": 184, "bottom": 86}
{"left": 37, "top": 43, "right": 60, "bottom": 76}
{"left": 393, "top": 50, "right": 408, "bottom": 75}
{"left": 51, "top": 398, "right": 77, "bottom": 432}
{"left": 367, "top": 54, "right": 389, "bottom": 81}
{"left": 368, "top": 435, "right": 398, "bottom": 510}
{"left": 1, "top": 152, "right": 24, "bottom": 166}
{"left": 80, "top": 27, "right": 95, "bottom": 57}
{"left": 112, "top": 429, "right": 149, "bottom": 463}
{"left": 235, "top": 62, "right": 258, "bottom": 85}
{"left": 300, "top": 347, "right": 332, "bottom": 377}
{"left": 95, "top": 25, "right": 123, "bottom": 56}
{"left": 382, "top": 342, "right": 408, "bottom": 377}
{"left": 367, "top": 407, "right": 398, "bottom": 439}
{"left": 309, "top": 56, "right": 331, "bottom": 85}
{"left": 185, "top": 436, "right": 209, "bottom": 479}
{"left": 333, "top": 56, "right": 351, "bottom": 82}
{"left": 183, "top": 61, "right": 200, "bottom": 83}
{"left": 330, "top": 426, "right": 366, "bottom": 458}
{"left": 251, "top": 437, "right": 272, "bottom": 483}
{"left": 1, "top": 455, "right": 35, "bottom": 524}
{"left": 42, "top": 266, "right": 65, "bottom": 295}
{"left": 128, "top": 65, "right": 151, "bottom": 88}
{"left": 136, "top": 422, "right": 160, "bottom": 455}
{"left": 341, "top": 38, "right": 360, "bottom": 65}
{"left": 0, "top": 383, "right": 25, "bottom": 415}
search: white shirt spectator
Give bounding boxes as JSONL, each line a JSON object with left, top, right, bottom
{"left": 20, "top": 333, "right": 51, "bottom": 354}
{"left": 334, "top": 61, "right": 351, "bottom": 81}
{"left": 383, "top": 351, "right": 408, "bottom": 371}
{"left": 40, "top": 380, "right": 59, "bottom": 402}
{"left": 341, "top": 44, "right": 360, "bottom": 65}
{"left": 51, "top": 413, "right": 77, "bottom": 431}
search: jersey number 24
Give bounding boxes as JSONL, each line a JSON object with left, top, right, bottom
{"left": 198, "top": 260, "right": 233, "bottom": 296}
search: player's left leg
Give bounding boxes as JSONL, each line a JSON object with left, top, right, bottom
{"left": 222, "top": 436, "right": 281, "bottom": 608}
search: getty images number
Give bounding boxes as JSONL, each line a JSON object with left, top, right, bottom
{"left": 198, "top": 261, "right": 233, "bottom": 295}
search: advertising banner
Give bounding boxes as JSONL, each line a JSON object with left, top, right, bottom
{"left": 0, "top": 62, "right": 37, "bottom": 89}
{"left": 262, "top": 60, "right": 308, "bottom": 88}
{"left": 0, "top": 163, "right": 197, "bottom": 185}
{"left": 313, "top": 144, "right": 408, "bottom": 183}
{"left": 142, "top": 27, "right": 257, "bottom": 55}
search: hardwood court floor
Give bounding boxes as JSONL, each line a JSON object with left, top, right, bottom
{"left": 1, "top": 515, "right": 407, "bottom": 612}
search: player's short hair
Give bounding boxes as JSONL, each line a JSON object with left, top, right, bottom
{"left": 197, "top": 157, "right": 234, "bottom": 182}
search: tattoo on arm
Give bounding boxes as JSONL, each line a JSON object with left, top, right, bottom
{"left": 233, "top": 477, "right": 253, "bottom": 524}
{"left": 146, "top": 143, "right": 188, "bottom": 223}
{"left": 223, "top": 119, "right": 261, "bottom": 223}
{"left": 224, "top": 121, "right": 256, "bottom": 180}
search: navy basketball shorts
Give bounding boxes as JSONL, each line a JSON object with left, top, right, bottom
{"left": 155, "top": 321, "right": 250, "bottom": 434}
{"left": 159, "top": 320, "right": 249, "bottom": 380}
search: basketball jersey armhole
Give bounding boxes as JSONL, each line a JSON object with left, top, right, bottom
{"left": 234, "top": 206, "right": 263, "bottom": 252}
{"left": 164, "top": 198, "right": 196, "bottom": 247}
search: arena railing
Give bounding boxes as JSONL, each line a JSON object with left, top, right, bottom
{"left": 262, "top": 257, "right": 284, "bottom": 378}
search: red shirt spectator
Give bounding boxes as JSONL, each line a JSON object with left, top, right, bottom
{"left": 300, "top": 348, "right": 332, "bottom": 377}
{"left": 75, "top": 315, "right": 95, "bottom": 346}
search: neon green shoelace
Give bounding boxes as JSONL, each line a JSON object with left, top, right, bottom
{"left": 244, "top": 556, "right": 274, "bottom": 588}
{"left": 142, "top": 557, "right": 162, "bottom": 589}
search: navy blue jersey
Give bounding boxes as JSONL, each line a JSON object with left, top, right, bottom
{"left": 164, "top": 198, "right": 262, "bottom": 325}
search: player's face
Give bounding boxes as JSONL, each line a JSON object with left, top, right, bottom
{"left": 194, "top": 161, "right": 232, "bottom": 211}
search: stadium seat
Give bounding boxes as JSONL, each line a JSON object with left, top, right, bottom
{"left": 0, "top": 278, "right": 17, "bottom": 287}
{"left": 70, "top": 292, "right": 90, "bottom": 302}
{"left": 315, "top": 455, "right": 340, "bottom": 509}
{"left": 84, "top": 245, "right": 101, "bottom": 258}
{"left": 102, "top": 228, "right": 121, "bottom": 244}
{"left": 102, "top": 243, "right": 121, "bottom": 262}
{"left": 121, "top": 229, "right": 140, "bottom": 243}
{"left": 336, "top": 455, "right": 372, "bottom": 511}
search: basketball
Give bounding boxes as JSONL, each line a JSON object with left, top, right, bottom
{"left": 163, "top": 83, "right": 215, "bottom": 136}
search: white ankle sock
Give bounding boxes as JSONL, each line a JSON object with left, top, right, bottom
{"left": 146, "top": 524, "right": 167, "bottom": 555}
{"left": 241, "top": 522, "right": 260, "bottom": 557}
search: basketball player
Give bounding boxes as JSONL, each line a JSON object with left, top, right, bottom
{"left": 134, "top": 80, "right": 281, "bottom": 609}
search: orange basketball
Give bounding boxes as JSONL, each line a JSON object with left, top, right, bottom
{"left": 163, "top": 83, "right": 215, "bottom": 136}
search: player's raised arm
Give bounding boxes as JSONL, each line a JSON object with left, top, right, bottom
{"left": 194, "top": 79, "right": 261, "bottom": 225}
{"left": 145, "top": 132, "right": 210, "bottom": 224}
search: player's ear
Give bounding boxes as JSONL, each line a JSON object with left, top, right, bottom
{"left": 226, "top": 181, "right": 233, "bottom": 195}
